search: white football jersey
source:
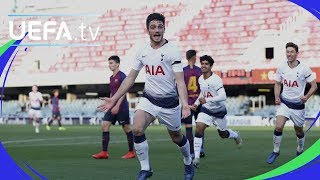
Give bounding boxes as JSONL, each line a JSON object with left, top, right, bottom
{"left": 275, "top": 61, "right": 315, "bottom": 103}
{"left": 29, "top": 91, "right": 43, "bottom": 108}
{"left": 196, "top": 73, "right": 226, "bottom": 112}
{"left": 133, "top": 41, "right": 183, "bottom": 97}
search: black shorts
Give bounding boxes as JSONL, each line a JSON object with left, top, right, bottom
{"left": 103, "top": 110, "right": 130, "bottom": 125}
{"left": 181, "top": 108, "right": 199, "bottom": 125}
{"left": 52, "top": 111, "right": 61, "bottom": 118}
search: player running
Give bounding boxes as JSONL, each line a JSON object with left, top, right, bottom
{"left": 98, "top": 13, "right": 194, "bottom": 180}
{"left": 92, "top": 55, "right": 135, "bottom": 160}
{"left": 191, "top": 55, "right": 242, "bottom": 168}
{"left": 182, "top": 49, "right": 205, "bottom": 158}
{"left": 28, "top": 85, "right": 43, "bottom": 133}
{"left": 46, "top": 89, "right": 66, "bottom": 131}
{"left": 267, "top": 42, "right": 317, "bottom": 164}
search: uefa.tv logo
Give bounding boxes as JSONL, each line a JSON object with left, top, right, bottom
{"left": 8, "top": 14, "right": 101, "bottom": 46}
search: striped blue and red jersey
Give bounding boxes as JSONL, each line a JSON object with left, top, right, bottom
{"left": 110, "top": 71, "right": 129, "bottom": 111}
{"left": 52, "top": 96, "right": 59, "bottom": 112}
{"left": 183, "top": 65, "right": 202, "bottom": 105}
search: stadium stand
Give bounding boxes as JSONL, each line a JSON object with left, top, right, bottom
{"left": 1, "top": 0, "right": 319, "bottom": 125}
{"left": 4, "top": 0, "right": 319, "bottom": 76}
{"left": 298, "top": 15, "right": 320, "bottom": 67}
{"left": 48, "top": 3, "right": 187, "bottom": 73}
{"left": 2, "top": 95, "right": 319, "bottom": 120}
{"left": 176, "top": 0, "right": 302, "bottom": 68}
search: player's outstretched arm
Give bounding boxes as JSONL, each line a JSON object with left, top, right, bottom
{"left": 98, "top": 69, "right": 139, "bottom": 112}
{"left": 112, "top": 69, "right": 139, "bottom": 100}
{"left": 175, "top": 72, "right": 191, "bottom": 118}
{"left": 301, "top": 80, "right": 318, "bottom": 103}
{"left": 274, "top": 81, "right": 282, "bottom": 105}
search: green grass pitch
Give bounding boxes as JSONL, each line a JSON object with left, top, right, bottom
{"left": 0, "top": 125, "right": 319, "bottom": 179}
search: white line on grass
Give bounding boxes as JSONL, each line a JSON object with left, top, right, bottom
{"left": 3, "top": 138, "right": 174, "bottom": 148}
{"left": 2, "top": 136, "right": 95, "bottom": 144}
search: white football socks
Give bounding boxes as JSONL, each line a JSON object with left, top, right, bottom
{"left": 134, "top": 140, "right": 150, "bottom": 171}
{"left": 35, "top": 121, "right": 40, "bottom": 133}
{"left": 297, "top": 136, "right": 305, "bottom": 153}
{"left": 273, "top": 134, "right": 282, "bottom": 153}
{"left": 178, "top": 139, "right": 192, "bottom": 165}
{"left": 194, "top": 137, "right": 203, "bottom": 159}
{"left": 227, "top": 129, "right": 238, "bottom": 139}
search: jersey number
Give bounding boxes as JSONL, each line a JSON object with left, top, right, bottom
{"left": 187, "top": 76, "right": 198, "bottom": 92}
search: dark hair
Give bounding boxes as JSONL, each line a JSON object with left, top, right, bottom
{"left": 52, "top": 89, "right": 59, "bottom": 94}
{"left": 186, "top": 50, "right": 197, "bottom": 60}
{"left": 146, "top": 13, "right": 165, "bottom": 29}
{"left": 286, "top": 42, "right": 299, "bottom": 52}
{"left": 200, "top": 55, "right": 214, "bottom": 66}
{"left": 108, "top": 55, "right": 120, "bottom": 63}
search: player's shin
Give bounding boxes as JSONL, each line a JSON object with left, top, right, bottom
{"left": 102, "top": 132, "right": 110, "bottom": 151}
{"left": 194, "top": 133, "right": 203, "bottom": 159}
{"left": 186, "top": 127, "right": 194, "bottom": 154}
{"left": 134, "top": 134, "right": 150, "bottom": 170}
{"left": 126, "top": 131, "right": 134, "bottom": 151}
{"left": 273, "top": 130, "right": 283, "bottom": 153}
{"left": 58, "top": 120, "right": 62, "bottom": 127}
{"left": 177, "top": 135, "right": 192, "bottom": 165}
{"left": 35, "top": 119, "right": 40, "bottom": 133}
{"left": 296, "top": 133, "right": 305, "bottom": 153}
{"left": 48, "top": 119, "right": 53, "bottom": 126}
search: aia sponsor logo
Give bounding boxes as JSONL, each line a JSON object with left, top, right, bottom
{"left": 202, "top": 91, "right": 213, "bottom": 98}
{"left": 283, "top": 79, "right": 298, "bottom": 87}
{"left": 146, "top": 65, "right": 165, "bottom": 75}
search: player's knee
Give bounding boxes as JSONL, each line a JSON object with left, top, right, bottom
{"left": 132, "top": 126, "right": 144, "bottom": 136}
{"left": 122, "top": 124, "right": 131, "bottom": 133}
{"left": 101, "top": 122, "right": 111, "bottom": 132}
{"left": 275, "top": 126, "right": 283, "bottom": 132}
{"left": 170, "top": 133, "right": 182, "bottom": 144}
{"left": 195, "top": 132, "right": 203, "bottom": 138}
{"left": 102, "top": 126, "right": 109, "bottom": 132}
{"left": 217, "top": 129, "right": 228, "bottom": 138}
{"left": 195, "top": 126, "right": 205, "bottom": 136}
{"left": 195, "top": 129, "right": 204, "bottom": 137}
{"left": 295, "top": 129, "right": 304, "bottom": 138}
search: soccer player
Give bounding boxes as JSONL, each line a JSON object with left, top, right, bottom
{"left": 267, "top": 42, "right": 317, "bottom": 164}
{"left": 46, "top": 89, "right": 66, "bottom": 131}
{"left": 28, "top": 85, "right": 43, "bottom": 133}
{"left": 182, "top": 49, "right": 205, "bottom": 158}
{"left": 98, "top": 13, "right": 194, "bottom": 180}
{"left": 191, "top": 55, "right": 242, "bottom": 168}
{"left": 92, "top": 55, "right": 135, "bottom": 160}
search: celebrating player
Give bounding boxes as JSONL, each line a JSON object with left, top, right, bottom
{"left": 267, "top": 42, "right": 318, "bottom": 164}
{"left": 191, "top": 55, "right": 242, "bottom": 168}
{"left": 46, "top": 89, "right": 66, "bottom": 131}
{"left": 182, "top": 49, "right": 205, "bottom": 158}
{"left": 92, "top": 55, "right": 135, "bottom": 160}
{"left": 28, "top": 85, "right": 43, "bottom": 133}
{"left": 98, "top": 13, "right": 194, "bottom": 180}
